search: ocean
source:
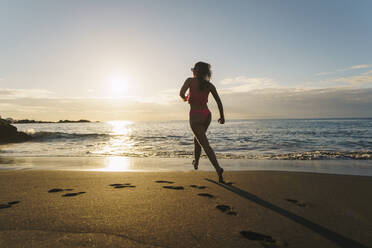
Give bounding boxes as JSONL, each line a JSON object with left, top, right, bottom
{"left": 1, "top": 119, "right": 372, "bottom": 174}
{"left": 1, "top": 118, "right": 372, "bottom": 159}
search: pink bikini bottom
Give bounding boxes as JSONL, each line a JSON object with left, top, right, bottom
{"left": 189, "top": 109, "right": 211, "bottom": 118}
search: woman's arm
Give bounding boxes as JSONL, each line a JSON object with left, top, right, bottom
{"left": 210, "top": 84, "right": 225, "bottom": 124}
{"left": 179, "top": 78, "right": 191, "bottom": 101}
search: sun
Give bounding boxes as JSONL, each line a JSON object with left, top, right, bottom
{"left": 109, "top": 75, "right": 130, "bottom": 96}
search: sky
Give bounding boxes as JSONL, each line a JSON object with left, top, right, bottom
{"left": 1, "top": 0, "right": 372, "bottom": 121}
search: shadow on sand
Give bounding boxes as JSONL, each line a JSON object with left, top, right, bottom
{"left": 205, "top": 178, "right": 367, "bottom": 248}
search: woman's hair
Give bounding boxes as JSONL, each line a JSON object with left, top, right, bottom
{"left": 193, "top": 61, "right": 211, "bottom": 91}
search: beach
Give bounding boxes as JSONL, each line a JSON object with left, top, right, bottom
{"left": 2, "top": 0, "right": 372, "bottom": 247}
{"left": 1, "top": 169, "right": 371, "bottom": 248}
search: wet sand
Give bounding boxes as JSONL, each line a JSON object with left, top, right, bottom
{"left": 0, "top": 170, "right": 371, "bottom": 247}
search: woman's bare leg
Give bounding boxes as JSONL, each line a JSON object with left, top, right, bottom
{"left": 191, "top": 121, "right": 223, "bottom": 182}
{"left": 193, "top": 137, "right": 201, "bottom": 169}
{"left": 193, "top": 114, "right": 211, "bottom": 169}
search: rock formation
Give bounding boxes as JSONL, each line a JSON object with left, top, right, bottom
{"left": 0, "top": 119, "right": 31, "bottom": 144}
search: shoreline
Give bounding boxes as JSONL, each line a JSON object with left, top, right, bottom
{"left": 1, "top": 156, "right": 372, "bottom": 177}
{"left": 0, "top": 170, "right": 371, "bottom": 247}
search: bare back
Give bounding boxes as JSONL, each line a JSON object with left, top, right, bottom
{"left": 188, "top": 78, "right": 210, "bottom": 110}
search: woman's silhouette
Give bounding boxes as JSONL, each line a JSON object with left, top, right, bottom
{"left": 180, "top": 62, "right": 225, "bottom": 183}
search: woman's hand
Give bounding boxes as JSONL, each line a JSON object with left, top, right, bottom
{"left": 218, "top": 117, "right": 225, "bottom": 124}
{"left": 210, "top": 84, "right": 225, "bottom": 125}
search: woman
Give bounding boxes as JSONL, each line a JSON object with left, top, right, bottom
{"left": 179, "top": 61, "right": 225, "bottom": 183}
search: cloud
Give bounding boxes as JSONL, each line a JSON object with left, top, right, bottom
{"left": 0, "top": 96, "right": 187, "bottom": 121}
{"left": 316, "top": 68, "right": 372, "bottom": 87}
{"left": 138, "top": 88, "right": 180, "bottom": 104}
{"left": 316, "top": 64, "right": 372, "bottom": 76}
{"left": 2, "top": 75, "right": 372, "bottom": 121}
{"left": 350, "top": 64, "right": 372, "bottom": 69}
{"left": 218, "top": 87, "right": 372, "bottom": 119}
{"left": 330, "top": 73, "right": 372, "bottom": 85}
{"left": 220, "top": 77, "right": 277, "bottom": 93}
{"left": 2, "top": 86, "right": 372, "bottom": 121}
{"left": 0, "top": 88, "right": 53, "bottom": 99}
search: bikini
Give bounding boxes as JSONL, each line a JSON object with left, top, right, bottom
{"left": 187, "top": 83, "right": 211, "bottom": 118}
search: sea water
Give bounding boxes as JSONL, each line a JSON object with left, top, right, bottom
{"left": 1, "top": 119, "right": 372, "bottom": 159}
{"left": 1, "top": 119, "right": 372, "bottom": 174}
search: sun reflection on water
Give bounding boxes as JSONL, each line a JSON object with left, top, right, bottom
{"left": 107, "top": 120, "right": 133, "bottom": 135}
{"left": 92, "top": 121, "right": 135, "bottom": 170}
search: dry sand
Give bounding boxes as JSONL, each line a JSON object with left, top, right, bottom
{"left": 0, "top": 170, "right": 371, "bottom": 248}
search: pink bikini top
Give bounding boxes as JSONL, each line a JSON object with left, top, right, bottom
{"left": 187, "top": 80, "right": 210, "bottom": 105}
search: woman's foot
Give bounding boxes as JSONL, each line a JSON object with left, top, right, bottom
{"left": 217, "top": 167, "right": 224, "bottom": 183}
{"left": 192, "top": 160, "right": 198, "bottom": 170}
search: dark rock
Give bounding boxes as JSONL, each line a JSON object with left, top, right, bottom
{"left": 0, "top": 118, "right": 31, "bottom": 144}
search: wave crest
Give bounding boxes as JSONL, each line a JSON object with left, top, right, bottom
{"left": 30, "top": 131, "right": 109, "bottom": 141}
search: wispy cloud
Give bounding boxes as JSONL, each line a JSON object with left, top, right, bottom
{"left": 315, "top": 69, "right": 372, "bottom": 88}
{"left": 0, "top": 88, "right": 53, "bottom": 99}
{"left": 350, "top": 64, "right": 372, "bottom": 69}
{"left": 220, "top": 77, "right": 277, "bottom": 93}
{"left": 316, "top": 64, "right": 372, "bottom": 76}
{"left": 218, "top": 87, "right": 372, "bottom": 119}
{"left": 330, "top": 73, "right": 372, "bottom": 85}
{"left": 141, "top": 88, "right": 180, "bottom": 104}
{"left": 2, "top": 81, "right": 372, "bottom": 121}
{"left": 1, "top": 86, "right": 372, "bottom": 120}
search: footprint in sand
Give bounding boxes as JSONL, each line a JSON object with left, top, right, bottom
{"left": 197, "top": 193, "right": 215, "bottom": 198}
{"left": 48, "top": 188, "right": 75, "bottom": 193}
{"left": 227, "top": 211, "right": 238, "bottom": 216}
{"left": 48, "top": 188, "right": 64, "bottom": 193}
{"left": 163, "top": 186, "right": 184, "bottom": 190}
{"left": 155, "top": 180, "right": 174, "bottom": 184}
{"left": 240, "top": 230, "right": 276, "bottom": 244}
{"left": 115, "top": 185, "right": 136, "bottom": 188}
{"left": 190, "top": 185, "right": 207, "bottom": 189}
{"left": 216, "top": 204, "right": 238, "bottom": 216}
{"left": 0, "top": 201, "right": 20, "bottom": 209}
{"left": 285, "top": 198, "right": 307, "bottom": 207}
{"left": 48, "top": 188, "right": 86, "bottom": 197}
{"left": 109, "top": 183, "right": 136, "bottom": 189}
{"left": 62, "top": 192, "right": 86, "bottom": 197}
{"left": 0, "top": 204, "right": 11, "bottom": 209}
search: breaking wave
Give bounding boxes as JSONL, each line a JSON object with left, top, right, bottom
{"left": 5, "top": 119, "right": 372, "bottom": 160}
{"left": 89, "top": 150, "right": 372, "bottom": 160}
{"left": 30, "top": 131, "right": 110, "bottom": 141}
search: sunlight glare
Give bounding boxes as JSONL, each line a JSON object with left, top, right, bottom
{"left": 108, "top": 120, "right": 133, "bottom": 135}
{"left": 99, "top": 156, "right": 131, "bottom": 171}
{"left": 109, "top": 75, "right": 131, "bottom": 96}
